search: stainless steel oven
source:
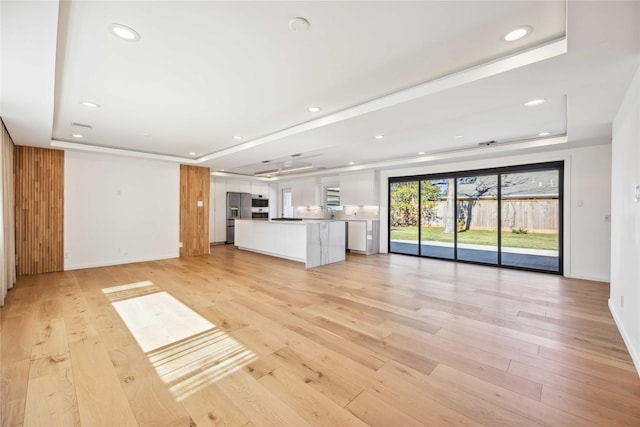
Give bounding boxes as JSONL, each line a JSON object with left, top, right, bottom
{"left": 252, "top": 207, "right": 269, "bottom": 219}
{"left": 251, "top": 196, "right": 269, "bottom": 218}
{"left": 252, "top": 195, "right": 269, "bottom": 208}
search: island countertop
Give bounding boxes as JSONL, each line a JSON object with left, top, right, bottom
{"left": 235, "top": 218, "right": 345, "bottom": 224}
{"left": 234, "top": 219, "right": 346, "bottom": 268}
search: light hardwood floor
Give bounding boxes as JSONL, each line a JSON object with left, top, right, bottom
{"left": 2, "top": 245, "right": 639, "bottom": 426}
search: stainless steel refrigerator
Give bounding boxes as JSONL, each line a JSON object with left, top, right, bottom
{"left": 226, "top": 192, "right": 252, "bottom": 244}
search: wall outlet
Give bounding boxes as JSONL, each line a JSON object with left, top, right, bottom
{"left": 64, "top": 252, "right": 69, "bottom": 259}
{"left": 197, "top": 200, "right": 203, "bottom": 207}
{"left": 178, "top": 242, "right": 183, "bottom": 248}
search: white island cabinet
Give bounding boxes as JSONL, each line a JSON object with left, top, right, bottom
{"left": 235, "top": 219, "right": 346, "bottom": 268}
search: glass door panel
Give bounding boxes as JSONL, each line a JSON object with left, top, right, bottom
{"left": 500, "top": 170, "right": 560, "bottom": 272}
{"left": 420, "top": 178, "right": 455, "bottom": 259}
{"left": 456, "top": 175, "right": 498, "bottom": 264}
{"left": 389, "top": 181, "right": 419, "bottom": 255}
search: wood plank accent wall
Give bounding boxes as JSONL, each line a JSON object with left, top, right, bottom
{"left": 14, "top": 146, "right": 64, "bottom": 275}
{"left": 179, "top": 165, "right": 210, "bottom": 257}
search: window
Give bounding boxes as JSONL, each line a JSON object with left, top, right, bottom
{"left": 325, "top": 186, "right": 341, "bottom": 208}
{"left": 388, "top": 162, "right": 563, "bottom": 274}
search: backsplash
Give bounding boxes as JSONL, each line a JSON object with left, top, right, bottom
{"left": 294, "top": 205, "right": 379, "bottom": 220}
{"left": 294, "top": 205, "right": 325, "bottom": 218}
{"left": 335, "top": 205, "right": 380, "bottom": 220}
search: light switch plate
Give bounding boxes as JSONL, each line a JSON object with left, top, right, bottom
{"left": 197, "top": 200, "right": 204, "bottom": 207}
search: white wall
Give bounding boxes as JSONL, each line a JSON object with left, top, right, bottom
{"left": 610, "top": 65, "right": 640, "bottom": 375}
{"left": 64, "top": 151, "right": 180, "bottom": 270}
{"left": 570, "top": 146, "right": 612, "bottom": 282}
{"left": 379, "top": 143, "right": 612, "bottom": 282}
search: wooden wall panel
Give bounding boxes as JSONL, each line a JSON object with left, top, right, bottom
{"left": 180, "top": 165, "right": 210, "bottom": 257}
{"left": 14, "top": 146, "right": 64, "bottom": 275}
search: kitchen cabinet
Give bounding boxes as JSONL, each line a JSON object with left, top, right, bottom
{"left": 268, "top": 184, "right": 278, "bottom": 218}
{"left": 347, "top": 220, "right": 380, "bottom": 255}
{"left": 292, "top": 179, "right": 317, "bottom": 206}
{"left": 347, "top": 221, "right": 367, "bottom": 252}
{"left": 212, "top": 178, "right": 228, "bottom": 243}
{"left": 251, "top": 181, "right": 269, "bottom": 197}
{"left": 226, "top": 179, "right": 251, "bottom": 194}
{"left": 340, "top": 171, "right": 379, "bottom": 206}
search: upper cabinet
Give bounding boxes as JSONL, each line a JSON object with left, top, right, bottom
{"left": 268, "top": 184, "right": 278, "bottom": 218}
{"left": 340, "top": 171, "right": 379, "bottom": 206}
{"left": 291, "top": 179, "right": 317, "bottom": 206}
{"left": 251, "top": 181, "right": 270, "bottom": 197}
{"left": 225, "top": 179, "right": 251, "bottom": 194}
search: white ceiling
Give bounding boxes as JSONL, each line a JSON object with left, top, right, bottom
{"left": 1, "top": 1, "right": 639, "bottom": 179}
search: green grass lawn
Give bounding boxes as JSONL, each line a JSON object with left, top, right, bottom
{"left": 390, "top": 226, "right": 558, "bottom": 250}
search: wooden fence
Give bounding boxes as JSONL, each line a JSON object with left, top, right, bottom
{"left": 392, "top": 198, "right": 560, "bottom": 233}
{"left": 424, "top": 198, "right": 559, "bottom": 233}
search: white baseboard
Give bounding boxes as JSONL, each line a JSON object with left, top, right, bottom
{"left": 566, "top": 272, "right": 610, "bottom": 283}
{"left": 64, "top": 254, "right": 178, "bottom": 271}
{"left": 608, "top": 298, "right": 640, "bottom": 378}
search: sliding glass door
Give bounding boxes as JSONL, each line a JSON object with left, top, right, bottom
{"left": 456, "top": 174, "right": 498, "bottom": 265}
{"left": 388, "top": 162, "right": 563, "bottom": 274}
{"left": 500, "top": 170, "right": 560, "bottom": 272}
{"left": 389, "top": 181, "right": 419, "bottom": 255}
{"left": 420, "top": 179, "right": 455, "bottom": 259}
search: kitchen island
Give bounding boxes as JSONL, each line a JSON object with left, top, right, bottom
{"left": 234, "top": 219, "right": 346, "bottom": 268}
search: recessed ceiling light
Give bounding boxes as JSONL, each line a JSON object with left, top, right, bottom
{"left": 233, "top": 135, "right": 243, "bottom": 140}
{"left": 455, "top": 135, "right": 464, "bottom": 139}
{"left": 524, "top": 98, "right": 546, "bottom": 107}
{"left": 80, "top": 101, "right": 100, "bottom": 108}
{"left": 374, "top": 134, "right": 384, "bottom": 140}
{"left": 504, "top": 25, "right": 532, "bottom": 42}
{"left": 189, "top": 152, "right": 196, "bottom": 156}
{"left": 538, "top": 132, "right": 551, "bottom": 136}
{"left": 307, "top": 106, "right": 321, "bottom": 113}
{"left": 72, "top": 134, "right": 83, "bottom": 138}
{"left": 418, "top": 151, "right": 425, "bottom": 155}
{"left": 348, "top": 161, "right": 355, "bottom": 165}
{"left": 289, "top": 17, "right": 310, "bottom": 32}
{"left": 108, "top": 23, "right": 141, "bottom": 42}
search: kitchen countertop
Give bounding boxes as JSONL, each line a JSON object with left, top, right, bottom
{"left": 235, "top": 218, "right": 347, "bottom": 224}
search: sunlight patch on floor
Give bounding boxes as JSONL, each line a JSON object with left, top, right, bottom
{"left": 104, "top": 282, "right": 256, "bottom": 400}
{"left": 102, "top": 280, "right": 162, "bottom": 303}
{"left": 147, "top": 328, "right": 256, "bottom": 400}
